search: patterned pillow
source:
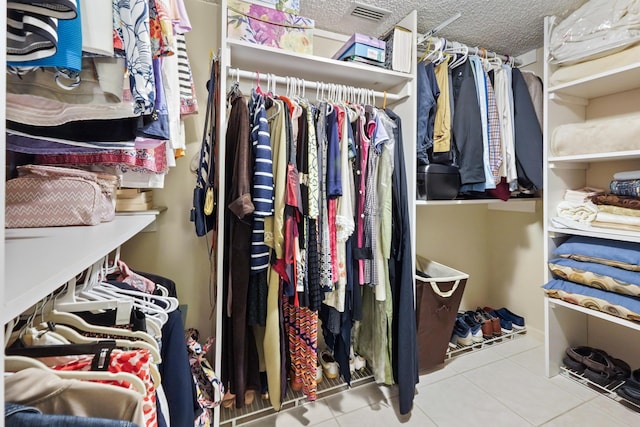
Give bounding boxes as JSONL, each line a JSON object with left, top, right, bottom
{"left": 543, "top": 279, "right": 640, "bottom": 322}
{"left": 548, "top": 257, "right": 640, "bottom": 296}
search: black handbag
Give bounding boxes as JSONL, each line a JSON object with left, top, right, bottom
{"left": 190, "top": 57, "right": 218, "bottom": 237}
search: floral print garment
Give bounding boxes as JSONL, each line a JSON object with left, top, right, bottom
{"left": 117, "top": 0, "right": 156, "bottom": 115}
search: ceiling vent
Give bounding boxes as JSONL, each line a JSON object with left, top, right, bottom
{"left": 348, "top": 2, "right": 391, "bottom": 22}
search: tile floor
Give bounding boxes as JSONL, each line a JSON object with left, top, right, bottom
{"left": 240, "top": 334, "right": 640, "bottom": 426}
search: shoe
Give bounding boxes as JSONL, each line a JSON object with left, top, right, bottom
{"left": 221, "top": 390, "right": 235, "bottom": 409}
{"left": 476, "top": 307, "right": 501, "bottom": 337}
{"left": 469, "top": 310, "right": 493, "bottom": 339}
{"left": 259, "top": 371, "right": 269, "bottom": 400}
{"left": 316, "top": 362, "right": 323, "bottom": 384}
{"left": 450, "top": 316, "right": 473, "bottom": 347}
{"left": 495, "top": 307, "right": 526, "bottom": 330}
{"left": 484, "top": 306, "right": 513, "bottom": 333}
{"left": 320, "top": 350, "right": 339, "bottom": 379}
{"left": 460, "top": 312, "right": 484, "bottom": 343}
{"left": 354, "top": 353, "right": 366, "bottom": 371}
{"left": 582, "top": 349, "right": 630, "bottom": 386}
{"left": 245, "top": 390, "right": 255, "bottom": 406}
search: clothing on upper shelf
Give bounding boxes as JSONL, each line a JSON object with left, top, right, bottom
{"left": 5, "top": 0, "right": 198, "bottom": 189}
{"left": 416, "top": 53, "right": 543, "bottom": 199}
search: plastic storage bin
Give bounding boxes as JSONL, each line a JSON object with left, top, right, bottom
{"left": 415, "top": 255, "right": 469, "bottom": 372}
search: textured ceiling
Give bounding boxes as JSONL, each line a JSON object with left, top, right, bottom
{"left": 301, "top": 0, "right": 587, "bottom": 56}
{"left": 213, "top": 0, "right": 588, "bottom": 57}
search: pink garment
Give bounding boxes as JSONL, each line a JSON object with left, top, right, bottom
{"left": 357, "top": 116, "right": 370, "bottom": 284}
{"left": 116, "top": 259, "right": 156, "bottom": 293}
{"left": 35, "top": 141, "right": 168, "bottom": 173}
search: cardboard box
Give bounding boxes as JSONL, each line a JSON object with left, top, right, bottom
{"left": 227, "top": 0, "right": 313, "bottom": 54}
{"left": 332, "top": 33, "right": 385, "bottom": 60}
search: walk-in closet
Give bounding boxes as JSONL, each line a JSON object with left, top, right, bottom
{"left": 3, "top": 1, "right": 640, "bottom": 426}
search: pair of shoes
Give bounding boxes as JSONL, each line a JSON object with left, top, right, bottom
{"left": 495, "top": 307, "right": 526, "bottom": 330}
{"left": 475, "top": 307, "right": 501, "bottom": 337}
{"left": 450, "top": 316, "right": 474, "bottom": 347}
{"left": 458, "top": 312, "right": 484, "bottom": 343}
{"left": 483, "top": 306, "right": 513, "bottom": 333}
{"left": 564, "top": 346, "right": 630, "bottom": 386}
{"left": 320, "top": 350, "right": 339, "bottom": 379}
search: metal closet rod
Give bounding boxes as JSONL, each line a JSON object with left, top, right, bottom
{"left": 417, "top": 35, "right": 521, "bottom": 66}
{"left": 227, "top": 68, "right": 402, "bottom": 102}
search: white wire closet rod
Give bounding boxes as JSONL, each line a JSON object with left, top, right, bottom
{"left": 227, "top": 68, "right": 402, "bottom": 102}
{"left": 416, "top": 35, "right": 521, "bottom": 67}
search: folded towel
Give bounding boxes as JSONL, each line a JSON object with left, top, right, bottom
{"left": 557, "top": 201, "right": 598, "bottom": 223}
{"left": 613, "top": 170, "right": 640, "bottom": 181}
{"left": 596, "top": 211, "right": 640, "bottom": 226}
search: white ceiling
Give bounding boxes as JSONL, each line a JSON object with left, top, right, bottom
{"left": 215, "top": 0, "right": 589, "bottom": 57}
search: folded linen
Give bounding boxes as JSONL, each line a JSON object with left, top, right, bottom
{"left": 557, "top": 201, "right": 598, "bottom": 223}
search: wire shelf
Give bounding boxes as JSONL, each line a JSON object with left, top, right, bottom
{"left": 445, "top": 327, "right": 528, "bottom": 359}
{"left": 220, "top": 366, "right": 374, "bottom": 426}
{"left": 560, "top": 365, "right": 640, "bottom": 412}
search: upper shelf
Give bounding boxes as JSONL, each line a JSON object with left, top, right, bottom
{"left": 548, "top": 224, "right": 640, "bottom": 244}
{"left": 3, "top": 214, "right": 157, "bottom": 324}
{"left": 548, "top": 150, "right": 640, "bottom": 164}
{"left": 548, "top": 62, "right": 640, "bottom": 99}
{"left": 226, "top": 39, "right": 413, "bottom": 91}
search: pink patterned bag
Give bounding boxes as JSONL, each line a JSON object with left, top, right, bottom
{"left": 5, "top": 164, "right": 118, "bottom": 228}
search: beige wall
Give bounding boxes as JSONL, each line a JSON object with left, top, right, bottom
{"left": 121, "top": 0, "right": 220, "bottom": 338}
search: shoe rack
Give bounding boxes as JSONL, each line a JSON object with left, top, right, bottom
{"left": 220, "top": 367, "right": 374, "bottom": 426}
{"left": 445, "top": 327, "right": 528, "bottom": 360}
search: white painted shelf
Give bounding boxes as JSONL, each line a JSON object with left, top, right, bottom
{"left": 548, "top": 62, "right": 640, "bottom": 99}
{"left": 548, "top": 150, "right": 640, "bottom": 164}
{"left": 547, "top": 297, "right": 640, "bottom": 333}
{"left": 227, "top": 39, "right": 412, "bottom": 91}
{"left": 548, "top": 225, "right": 640, "bottom": 244}
{"left": 417, "top": 198, "right": 539, "bottom": 213}
{"left": 3, "top": 214, "right": 157, "bottom": 324}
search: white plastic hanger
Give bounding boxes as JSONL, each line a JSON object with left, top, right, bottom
{"left": 41, "top": 309, "right": 159, "bottom": 349}
{"left": 51, "top": 323, "right": 162, "bottom": 364}
{"left": 5, "top": 355, "right": 147, "bottom": 395}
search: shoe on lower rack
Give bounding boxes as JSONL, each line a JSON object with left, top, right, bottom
{"left": 495, "top": 307, "right": 526, "bottom": 330}
{"left": 316, "top": 362, "right": 324, "bottom": 384}
{"left": 320, "top": 350, "right": 339, "bottom": 379}
{"left": 354, "top": 353, "right": 366, "bottom": 371}
{"left": 475, "top": 308, "right": 501, "bottom": 337}
{"left": 450, "top": 317, "right": 473, "bottom": 347}
{"left": 460, "top": 312, "right": 484, "bottom": 343}
{"left": 483, "top": 306, "right": 513, "bottom": 334}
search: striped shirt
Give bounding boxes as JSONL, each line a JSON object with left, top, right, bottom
{"left": 249, "top": 90, "right": 274, "bottom": 272}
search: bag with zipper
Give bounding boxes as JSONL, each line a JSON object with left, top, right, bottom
{"left": 5, "top": 164, "right": 118, "bottom": 228}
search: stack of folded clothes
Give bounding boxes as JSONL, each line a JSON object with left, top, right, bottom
{"left": 543, "top": 236, "right": 640, "bottom": 322}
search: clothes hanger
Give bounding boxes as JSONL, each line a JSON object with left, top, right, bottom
{"left": 40, "top": 309, "right": 159, "bottom": 348}
{"left": 4, "top": 355, "right": 147, "bottom": 395}
{"left": 50, "top": 323, "right": 162, "bottom": 364}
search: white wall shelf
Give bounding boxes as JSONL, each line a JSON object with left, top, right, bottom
{"left": 3, "top": 214, "right": 157, "bottom": 324}
{"left": 417, "top": 198, "right": 539, "bottom": 213}
{"left": 548, "top": 62, "right": 640, "bottom": 99}
{"left": 227, "top": 39, "right": 413, "bottom": 91}
{"left": 549, "top": 150, "right": 640, "bottom": 164}
{"left": 548, "top": 225, "right": 640, "bottom": 244}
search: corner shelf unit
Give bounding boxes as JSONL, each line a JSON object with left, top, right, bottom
{"left": 542, "top": 15, "right": 640, "bottom": 379}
